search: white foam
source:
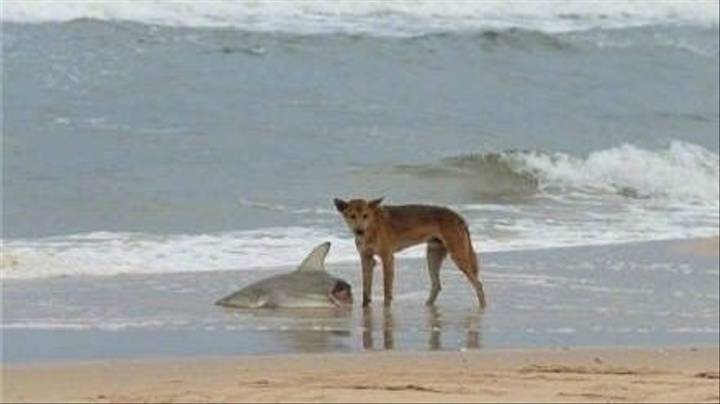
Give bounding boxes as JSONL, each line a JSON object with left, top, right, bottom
{"left": 2, "top": 206, "right": 717, "bottom": 280}
{"left": 668, "top": 327, "right": 720, "bottom": 333}
{"left": 514, "top": 141, "right": 720, "bottom": 206}
{"left": 0, "top": 318, "right": 193, "bottom": 331}
{"left": 3, "top": 0, "right": 718, "bottom": 35}
{"left": 237, "top": 198, "right": 334, "bottom": 215}
{"left": 1, "top": 227, "right": 358, "bottom": 279}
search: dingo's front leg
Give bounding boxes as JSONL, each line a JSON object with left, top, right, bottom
{"left": 380, "top": 252, "right": 395, "bottom": 306}
{"left": 361, "top": 252, "right": 375, "bottom": 307}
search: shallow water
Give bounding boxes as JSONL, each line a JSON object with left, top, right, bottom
{"left": 3, "top": 239, "right": 717, "bottom": 363}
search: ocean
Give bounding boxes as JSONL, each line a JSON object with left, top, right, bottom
{"left": 1, "top": 0, "right": 719, "bottom": 361}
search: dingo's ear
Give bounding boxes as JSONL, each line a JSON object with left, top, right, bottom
{"left": 369, "top": 197, "right": 384, "bottom": 208}
{"left": 333, "top": 198, "right": 348, "bottom": 212}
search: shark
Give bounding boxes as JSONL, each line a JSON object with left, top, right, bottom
{"left": 215, "top": 242, "right": 353, "bottom": 309}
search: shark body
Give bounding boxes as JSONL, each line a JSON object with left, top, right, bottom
{"left": 215, "top": 242, "right": 353, "bottom": 309}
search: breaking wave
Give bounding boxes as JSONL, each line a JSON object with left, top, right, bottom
{"left": 397, "top": 141, "right": 720, "bottom": 205}
{"left": 4, "top": 0, "right": 718, "bottom": 35}
{"left": 2, "top": 141, "right": 717, "bottom": 280}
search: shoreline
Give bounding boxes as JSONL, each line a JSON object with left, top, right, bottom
{"left": 3, "top": 235, "right": 717, "bottom": 282}
{"left": 3, "top": 236, "right": 719, "bottom": 365}
{"left": 3, "top": 346, "right": 719, "bottom": 403}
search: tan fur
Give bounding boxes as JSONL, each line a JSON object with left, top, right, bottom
{"left": 334, "top": 197, "right": 487, "bottom": 309}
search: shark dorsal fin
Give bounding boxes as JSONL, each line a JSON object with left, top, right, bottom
{"left": 297, "top": 242, "right": 331, "bottom": 272}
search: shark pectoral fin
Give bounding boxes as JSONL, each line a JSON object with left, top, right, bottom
{"left": 296, "top": 242, "right": 331, "bottom": 272}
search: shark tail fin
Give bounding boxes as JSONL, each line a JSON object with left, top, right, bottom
{"left": 297, "top": 242, "right": 331, "bottom": 272}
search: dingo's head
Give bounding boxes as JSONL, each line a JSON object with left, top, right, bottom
{"left": 333, "top": 197, "right": 384, "bottom": 237}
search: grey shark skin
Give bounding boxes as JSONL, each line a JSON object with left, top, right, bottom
{"left": 215, "top": 242, "right": 353, "bottom": 309}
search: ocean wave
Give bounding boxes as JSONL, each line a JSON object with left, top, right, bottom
{"left": 394, "top": 153, "right": 541, "bottom": 200}
{"left": 523, "top": 142, "right": 719, "bottom": 204}
{"left": 3, "top": 207, "right": 718, "bottom": 280}
{"left": 2, "top": 141, "right": 717, "bottom": 280}
{"left": 396, "top": 141, "right": 720, "bottom": 205}
{"left": 4, "top": 0, "right": 718, "bottom": 35}
{"left": 1, "top": 228, "right": 354, "bottom": 280}
{"left": 0, "top": 318, "right": 193, "bottom": 331}
{"left": 405, "top": 26, "right": 718, "bottom": 58}
{"left": 237, "top": 199, "right": 335, "bottom": 215}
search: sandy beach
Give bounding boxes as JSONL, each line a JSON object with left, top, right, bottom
{"left": 3, "top": 347, "right": 719, "bottom": 403}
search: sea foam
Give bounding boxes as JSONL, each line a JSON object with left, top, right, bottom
{"left": 3, "top": 0, "right": 718, "bottom": 35}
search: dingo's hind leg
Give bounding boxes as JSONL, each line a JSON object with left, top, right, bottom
{"left": 426, "top": 239, "right": 447, "bottom": 306}
{"left": 450, "top": 251, "right": 486, "bottom": 309}
{"left": 445, "top": 229, "right": 487, "bottom": 310}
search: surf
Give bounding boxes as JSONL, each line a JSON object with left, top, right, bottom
{"left": 4, "top": 0, "right": 718, "bottom": 35}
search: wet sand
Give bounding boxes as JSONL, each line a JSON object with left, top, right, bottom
{"left": 3, "top": 347, "right": 719, "bottom": 403}
{"left": 673, "top": 236, "right": 720, "bottom": 257}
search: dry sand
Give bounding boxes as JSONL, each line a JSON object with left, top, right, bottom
{"left": 3, "top": 347, "right": 719, "bottom": 403}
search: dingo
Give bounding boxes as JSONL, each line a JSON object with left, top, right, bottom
{"left": 333, "top": 197, "right": 486, "bottom": 309}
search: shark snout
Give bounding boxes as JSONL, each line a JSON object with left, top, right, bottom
{"left": 215, "top": 297, "right": 228, "bottom": 306}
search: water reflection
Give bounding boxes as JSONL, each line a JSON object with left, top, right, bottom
{"left": 221, "top": 307, "right": 354, "bottom": 352}
{"left": 220, "top": 304, "right": 482, "bottom": 353}
{"left": 465, "top": 311, "right": 482, "bottom": 349}
{"left": 361, "top": 306, "right": 395, "bottom": 349}
{"left": 361, "top": 305, "right": 483, "bottom": 351}
{"left": 427, "top": 305, "right": 442, "bottom": 350}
